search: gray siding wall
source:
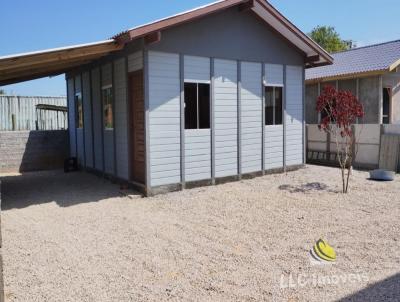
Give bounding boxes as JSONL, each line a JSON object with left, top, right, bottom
{"left": 91, "top": 68, "right": 103, "bottom": 171}
{"left": 148, "top": 7, "right": 303, "bottom": 66}
{"left": 265, "top": 64, "right": 284, "bottom": 170}
{"left": 214, "top": 59, "right": 238, "bottom": 178}
{"left": 148, "top": 51, "right": 181, "bottom": 186}
{"left": 184, "top": 55, "right": 211, "bottom": 181}
{"left": 114, "top": 58, "right": 129, "bottom": 180}
{"left": 240, "top": 62, "right": 262, "bottom": 173}
{"left": 265, "top": 125, "right": 283, "bottom": 169}
{"left": 82, "top": 71, "right": 93, "bottom": 168}
{"left": 101, "top": 63, "right": 114, "bottom": 174}
{"left": 67, "top": 78, "right": 76, "bottom": 157}
{"left": 74, "top": 75, "right": 84, "bottom": 165}
{"left": 285, "top": 65, "right": 303, "bottom": 166}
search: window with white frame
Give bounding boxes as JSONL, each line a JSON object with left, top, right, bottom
{"left": 184, "top": 82, "right": 210, "bottom": 129}
{"left": 265, "top": 86, "right": 283, "bottom": 125}
{"left": 102, "top": 85, "right": 113, "bottom": 129}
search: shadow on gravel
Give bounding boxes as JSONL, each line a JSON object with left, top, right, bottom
{"left": 337, "top": 273, "right": 400, "bottom": 302}
{"left": 0, "top": 171, "right": 123, "bottom": 210}
{"left": 278, "top": 182, "right": 338, "bottom": 193}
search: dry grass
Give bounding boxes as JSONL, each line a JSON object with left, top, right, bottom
{"left": 1, "top": 165, "right": 399, "bottom": 301}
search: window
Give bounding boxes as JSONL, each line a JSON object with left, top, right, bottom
{"left": 265, "top": 86, "right": 283, "bottom": 125}
{"left": 75, "top": 93, "right": 83, "bottom": 129}
{"left": 102, "top": 86, "right": 113, "bottom": 129}
{"left": 184, "top": 82, "right": 210, "bottom": 129}
{"left": 383, "top": 87, "right": 391, "bottom": 124}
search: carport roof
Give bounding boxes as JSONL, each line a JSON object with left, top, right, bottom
{"left": 0, "top": 40, "right": 123, "bottom": 86}
{"left": 0, "top": 0, "right": 333, "bottom": 86}
{"left": 306, "top": 39, "right": 400, "bottom": 82}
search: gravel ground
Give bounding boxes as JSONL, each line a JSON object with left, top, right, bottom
{"left": 1, "top": 165, "right": 399, "bottom": 302}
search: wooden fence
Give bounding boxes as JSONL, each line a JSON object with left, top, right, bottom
{"left": 0, "top": 95, "right": 67, "bottom": 131}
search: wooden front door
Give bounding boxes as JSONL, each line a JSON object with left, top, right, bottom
{"left": 129, "top": 70, "right": 145, "bottom": 184}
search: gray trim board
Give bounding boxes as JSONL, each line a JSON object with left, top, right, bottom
{"left": 283, "top": 64, "right": 287, "bottom": 172}
{"left": 237, "top": 60, "right": 242, "bottom": 179}
{"left": 261, "top": 63, "right": 266, "bottom": 175}
{"left": 210, "top": 58, "right": 216, "bottom": 185}
{"left": 144, "top": 49, "right": 151, "bottom": 193}
{"left": 111, "top": 62, "right": 117, "bottom": 177}
{"left": 179, "top": 54, "right": 185, "bottom": 188}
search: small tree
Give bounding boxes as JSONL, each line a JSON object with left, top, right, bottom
{"left": 317, "top": 85, "right": 364, "bottom": 193}
{"left": 309, "top": 26, "right": 354, "bottom": 53}
{"left": 0, "top": 89, "right": 5, "bottom": 95}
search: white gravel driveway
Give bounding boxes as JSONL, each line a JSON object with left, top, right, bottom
{"left": 1, "top": 165, "right": 399, "bottom": 301}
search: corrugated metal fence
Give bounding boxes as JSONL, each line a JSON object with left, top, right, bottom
{"left": 0, "top": 95, "right": 68, "bottom": 131}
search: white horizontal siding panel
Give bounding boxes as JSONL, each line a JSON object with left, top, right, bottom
{"left": 265, "top": 125, "right": 283, "bottom": 170}
{"left": 241, "top": 61, "right": 262, "bottom": 174}
{"left": 184, "top": 56, "right": 210, "bottom": 83}
{"left": 148, "top": 51, "right": 181, "bottom": 186}
{"left": 185, "top": 129, "right": 211, "bottom": 181}
{"left": 214, "top": 59, "right": 238, "bottom": 178}
{"left": 265, "top": 64, "right": 283, "bottom": 86}
{"left": 286, "top": 65, "right": 304, "bottom": 166}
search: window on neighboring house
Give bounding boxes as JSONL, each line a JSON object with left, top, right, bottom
{"left": 102, "top": 86, "right": 113, "bottom": 129}
{"left": 265, "top": 86, "right": 283, "bottom": 125}
{"left": 383, "top": 87, "right": 391, "bottom": 124}
{"left": 75, "top": 93, "right": 83, "bottom": 129}
{"left": 184, "top": 82, "right": 210, "bottom": 129}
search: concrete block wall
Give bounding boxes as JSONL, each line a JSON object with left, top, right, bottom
{"left": 0, "top": 130, "right": 69, "bottom": 173}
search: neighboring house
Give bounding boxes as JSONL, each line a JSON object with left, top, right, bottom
{"left": 0, "top": 0, "right": 332, "bottom": 195}
{"left": 306, "top": 40, "right": 400, "bottom": 124}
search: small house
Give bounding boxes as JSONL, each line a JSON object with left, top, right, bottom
{"left": 0, "top": 0, "right": 332, "bottom": 195}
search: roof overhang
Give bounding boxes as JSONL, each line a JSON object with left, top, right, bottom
{"left": 0, "top": 0, "right": 332, "bottom": 86}
{"left": 0, "top": 40, "right": 123, "bottom": 86}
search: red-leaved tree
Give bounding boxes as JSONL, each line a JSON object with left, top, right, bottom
{"left": 317, "top": 85, "right": 364, "bottom": 193}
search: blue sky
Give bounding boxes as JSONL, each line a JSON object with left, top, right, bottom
{"left": 1, "top": 0, "right": 399, "bottom": 96}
